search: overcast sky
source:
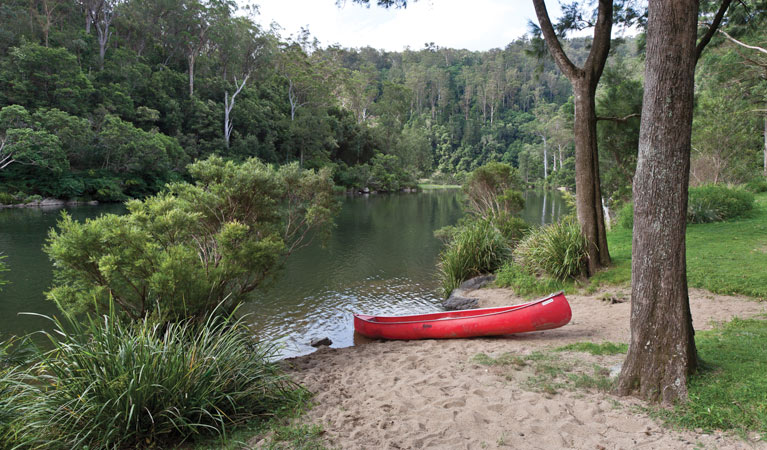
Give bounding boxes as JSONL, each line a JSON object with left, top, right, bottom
{"left": 252, "top": 0, "right": 568, "bottom": 52}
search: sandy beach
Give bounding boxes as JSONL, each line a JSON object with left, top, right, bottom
{"left": 276, "top": 287, "right": 767, "bottom": 449}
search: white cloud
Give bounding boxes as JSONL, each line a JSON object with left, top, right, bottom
{"left": 251, "top": 0, "right": 554, "bottom": 51}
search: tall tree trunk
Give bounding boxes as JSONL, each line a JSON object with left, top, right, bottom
{"left": 533, "top": 0, "right": 612, "bottom": 275}
{"left": 542, "top": 135, "right": 548, "bottom": 179}
{"left": 573, "top": 79, "right": 610, "bottom": 273}
{"left": 188, "top": 54, "right": 195, "bottom": 98}
{"left": 617, "top": 0, "right": 700, "bottom": 403}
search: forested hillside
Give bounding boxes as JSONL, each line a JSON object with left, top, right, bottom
{"left": 0, "top": 0, "right": 764, "bottom": 204}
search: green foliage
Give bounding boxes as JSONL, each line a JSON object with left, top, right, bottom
{"left": 555, "top": 342, "right": 628, "bottom": 355}
{"left": 0, "top": 42, "right": 93, "bottom": 115}
{"left": 687, "top": 184, "right": 754, "bottom": 224}
{"left": 368, "top": 153, "right": 416, "bottom": 192}
{"left": 45, "top": 156, "right": 337, "bottom": 321}
{"left": 23, "top": 307, "right": 303, "bottom": 449}
{"left": 438, "top": 218, "right": 511, "bottom": 297}
{"left": 656, "top": 318, "right": 767, "bottom": 437}
{"left": 514, "top": 219, "right": 589, "bottom": 280}
{"left": 745, "top": 178, "right": 767, "bottom": 193}
{"left": 616, "top": 201, "right": 633, "bottom": 229}
{"left": 0, "top": 337, "right": 38, "bottom": 448}
{"left": 462, "top": 162, "right": 525, "bottom": 218}
{"left": 494, "top": 262, "right": 565, "bottom": 297}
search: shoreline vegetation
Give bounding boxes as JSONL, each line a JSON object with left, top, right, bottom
{"left": 237, "top": 191, "right": 767, "bottom": 450}
{"left": 1, "top": 0, "right": 765, "bottom": 442}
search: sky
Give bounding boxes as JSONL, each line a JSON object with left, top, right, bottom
{"left": 252, "top": 0, "right": 568, "bottom": 52}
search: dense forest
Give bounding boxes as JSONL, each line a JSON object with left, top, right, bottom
{"left": 0, "top": 0, "right": 764, "bottom": 205}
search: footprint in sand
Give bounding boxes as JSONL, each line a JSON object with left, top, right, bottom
{"left": 441, "top": 398, "right": 466, "bottom": 408}
{"left": 486, "top": 403, "right": 505, "bottom": 413}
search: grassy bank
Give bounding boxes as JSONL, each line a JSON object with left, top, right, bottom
{"left": 591, "top": 192, "right": 767, "bottom": 298}
{"left": 417, "top": 183, "right": 462, "bottom": 190}
{"left": 655, "top": 318, "right": 767, "bottom": 438}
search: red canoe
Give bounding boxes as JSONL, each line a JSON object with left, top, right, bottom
{"left": 353, "top": 291, "right": 571, "bottom": 340}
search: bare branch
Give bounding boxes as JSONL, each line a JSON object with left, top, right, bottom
{"left": 718, "top": 29, "right": 767, "bottom": 56}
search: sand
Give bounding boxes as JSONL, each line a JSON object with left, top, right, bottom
{"left": 276, "top": 287, "right": 767, "bottom": 450}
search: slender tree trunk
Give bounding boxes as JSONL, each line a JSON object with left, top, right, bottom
{"left": 542, "top": 135, "right": 548, "bottom": 179}
{"left": 188, "top": 54, "right": 195, "bottom": 98}
{"left": 617, "top": 0, "right": 699, "bottom": 403}
{"left": 573, "top": 79, "right": 610, "bottom": 273}
{"left": 763, "top": 114, "right": 766, "bottom": 176}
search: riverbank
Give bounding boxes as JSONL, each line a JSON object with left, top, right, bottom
{"left": 0, "top": 198, "right": 99, "bottom": 209}
{"left": 269, "top": 287, "right": 766, "bottom": 449}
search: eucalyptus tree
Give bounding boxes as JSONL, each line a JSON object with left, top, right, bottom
{"left": 617, "top": 0, "right": 735, "bottom": 403}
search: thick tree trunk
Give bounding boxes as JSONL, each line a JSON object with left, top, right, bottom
{"left": 617, "top": 0, "right": 699, "bottom": 403}
{"left": 573, "top": 80, "right": 610, "bottom": 274}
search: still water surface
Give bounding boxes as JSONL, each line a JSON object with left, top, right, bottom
{"left": 0, "top": 190, "right": 567, "bottom": 357}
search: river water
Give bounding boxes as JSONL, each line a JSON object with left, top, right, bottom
{"left": 0, "top": 190, "right": 567, "bottom": 357}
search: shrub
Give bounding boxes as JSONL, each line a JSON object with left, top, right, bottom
{"left": 0, "top": 192, "right": 17, "bottom": 205}
{"left": 493, "top": 213, "right": 530, "bottom": 247}
{"left": 744, "top": 177, "right": 767, "bottom": 194}
{"left": 616, "top": 201, "right": 633, "bottom": 230}
{"left": 514, "top": 219, "right": 588, "bottom": 280}
{"left": 45, "top": 156, "right": 338, "bottom": 321}
{"left": 463, "top": 162, "right": 525, "bottom": 218}
{"left": 26, "top": 308, "right": 301, "bottom": 449}
{"left": 687, "top": 184, "right": 754, "bottom": 224}
{"left": 495, "top": 262, "right": 564, "bottom": 297}
{"left": 438, "top": 218, "right": 511, "bottom": 297}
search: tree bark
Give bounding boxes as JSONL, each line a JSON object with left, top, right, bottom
{"left": 617, "top": 0, "right": 700, "bottom": 403}
{"left": 188, "top": 54, "right": 195, "bottom": 98}
{"left": 532, "top": 0, "right": 612, "bottom": 275}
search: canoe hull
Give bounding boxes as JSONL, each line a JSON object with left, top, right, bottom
{"left": 353, "top": 292, "right": 571, "bottom": 340}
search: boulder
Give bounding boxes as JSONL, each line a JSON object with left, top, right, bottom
{"left": 442, "top": 295, "right": 478, "bottom": 311}
{"left": 442, "top": 274, "right": 496, "bottom": 311}
{"left": 457, "top": 274, "right": 496, "bottom": 291}
{"left": 310, "top": 336, "right": 332, "bottom": 347}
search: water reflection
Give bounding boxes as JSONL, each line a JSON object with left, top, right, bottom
{"left": 0, "top": 190, "right": 568, "bottom": 357}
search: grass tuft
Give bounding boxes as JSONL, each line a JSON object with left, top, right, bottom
{"left": 21, "top": 307, "right": 304, "bottom": 449}
{"left": 494, "top": 262, "right": 566, "bottom": 297}
{"left": 514, "top": 219, "right": 588, "bottom": 280}
{"left": 555, "top": 341, "right": 628, "bottom": 355}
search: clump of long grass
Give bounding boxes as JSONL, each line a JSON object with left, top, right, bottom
{"left": 1, "top": 338, "right": 40, "bottom": 449}
{"left": 494, "top": 262, "right": 564, "bottom": 297}
{"left": 24, "top": 307, "right": 301, "bottom": 449}
{"left": 514, "top": 219, "right": 588, "bottom": 280}
{"left": 438, "top": 218, "right": 511, "bottom": 297}
{"left": 687, "top": 184, "right": 754, "bottom": 224}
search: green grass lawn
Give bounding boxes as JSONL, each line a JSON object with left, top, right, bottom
{"left": 655, "top": 318, "right": 767, "bottom": 438}
{"left": 591, "top": 192, "right": 767, "bottom": 299}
